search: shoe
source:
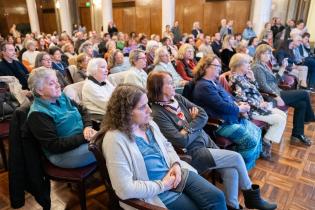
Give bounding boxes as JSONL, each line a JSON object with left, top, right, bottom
{"left": 291, "top": 134, "right": 312, "bottom": 146}
{"left": 243, "top": 184, "right": 277, "bottom": 210}
{"left": 260, "top": 141, "right": 272, "bottom": 160}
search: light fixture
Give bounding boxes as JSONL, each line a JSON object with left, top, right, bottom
{"left": 93, "top": 0, "right": 101, "bottom": 8}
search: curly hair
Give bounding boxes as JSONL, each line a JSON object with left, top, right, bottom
{"left": 193, "top": 54, "right": 220, "bottom": 81}
{"left": 100, "top": 84, "right": 147, "bottom": 140}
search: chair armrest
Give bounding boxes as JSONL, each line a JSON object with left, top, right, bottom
{"left": 259, "top": 90, "right": 277, "bottom": 98}
{"left": 278, "top": 84, "right": 291, "bottom": 90}
{"left": 122, "top": 198, "right": 167, "bottom": 210}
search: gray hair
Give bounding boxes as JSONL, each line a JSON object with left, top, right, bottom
{"left": 28, "top": 67, "right": 56, "bottom": 96}
{"left": 146, "top": 40, "right": 159, "bottom": 53}
{"left": 229, "top": 53, "right": 252, "bottom": 70}
{"left": 25, "top": 40, "right": 35, "bottom": 50}
{"left": 78, "top": 41, "right": 93, "bottom": 54}
{"left": 129, "top": 49, "right": 145, "bottom": 66}
{"left": 86, "top": 58, "right": 107, "bottom": 76}
{"left": 154, "top": 46, "right": 168, "bottom": 65}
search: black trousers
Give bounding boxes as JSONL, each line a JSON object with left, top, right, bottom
{"left": 280, "top": 90, "right": 315, "bottom": 135}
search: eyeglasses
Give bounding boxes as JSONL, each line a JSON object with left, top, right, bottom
{"left": 42, "top": 58, "right": 52, "bottom": 62}
{"left": 210, "top": 64, "right": 222, "bottom": 70}
{"left": 138, "top": 56, "right": 146, "bottom": 60}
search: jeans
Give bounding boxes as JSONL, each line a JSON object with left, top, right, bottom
{"left": 167, "top": 171, "right": 227, "bottom": 210}
{"left": 48, "top": 143, "right": 96, "bottom": 168}
{"left": 280, "top": 90, "right": 315, "bottom": 135}
{"left": 210, "top": 149, "right": 252, "bottom": 209}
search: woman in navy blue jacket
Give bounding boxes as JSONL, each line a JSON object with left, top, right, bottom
{"left": 192, "top": 54, "right": 262, "bottom": 170}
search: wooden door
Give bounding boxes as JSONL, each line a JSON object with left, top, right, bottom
{"left": 79, "top": 7, "right": 92, "bottom": 32}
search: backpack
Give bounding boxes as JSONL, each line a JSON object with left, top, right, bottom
{"left": 0, "top": 82, "right": 19, "bottom": 121}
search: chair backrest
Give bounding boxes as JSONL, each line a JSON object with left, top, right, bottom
{"left": 108, "top": 70, "right": 129, "bottom": 86}
{"left": 67, "top": 65, "right": 77, "bottom": 81}
{"left": 182, "top": 81, "right": 195, "bottom": 102}
{"left": 218, "top": 71, "right": 232, "bottom": 93}
{"left": 88, "top": 131, "right": 122, "bottom": 209}
{"left": 63, "top": 81, "right": 85, "bottom": 104}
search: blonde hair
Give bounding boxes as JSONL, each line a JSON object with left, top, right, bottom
{"left": 254, "top": 44, "right": 272, "bottom": 62}
{"left": 177, "top": 43, "right": 194, "bottom": 60}
{"left": 229, "top": 53, "right": 252, "bottom": 71}
{"left": 222, "top": 35, "right": 234, "bottom": 49}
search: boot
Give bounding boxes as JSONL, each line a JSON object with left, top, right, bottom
{"left": 243, "top": 184, "right": 277, "bottom": 210}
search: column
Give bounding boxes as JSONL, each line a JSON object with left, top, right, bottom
{"left": 306, "top": 0, "right": 315, "bottom": 42}
{"left": 57, "top": 0, "right": 72, "bottom": 35}
{"left": 162, "top": 0, "right": 175, "bottom": 34}
{"left": 102, "top": 0, "right": 113, "bottom": 33}
{"left": 92, "top": 0, "right": 103, "bottom": 32}
{"left": 26, "top": 0, "right": 40, "bottom": 33}
{"left": 250, "top": 0, "right": 272, "bottom": 36}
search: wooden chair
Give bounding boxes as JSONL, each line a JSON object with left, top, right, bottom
{"left": 0, "top": 120, "right": 10, "bottom": 171}
{"left": 88, "top": 132, "right": 167, "bottom": 210}
{"left": 43, "top": 159, "right": 97, "bottom": 210}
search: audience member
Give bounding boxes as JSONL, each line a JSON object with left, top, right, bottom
{"left": 176, "top": 44, "right": 196, "bottom": 81}
{"left": 108, "top": 49, "right": 130, "bottom": 74}
{"left": 101, "top": 83, "right": 227, "bottom": 210}
{"left": 242, "top": 21, "right": 256, "bottom": 41}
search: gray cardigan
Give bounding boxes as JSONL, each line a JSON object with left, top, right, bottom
{"left": 251, "top": 62, "right": 282, "bottom": 95}
{"left": 151, "top": 94, "right": 218, "bottom": 174}
{"left": 102, "top": 120, "right": 196, "bottom": 209}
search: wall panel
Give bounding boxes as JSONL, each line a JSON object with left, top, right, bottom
{"left": 176, "top": 0, "right": 251, "bottom": 36}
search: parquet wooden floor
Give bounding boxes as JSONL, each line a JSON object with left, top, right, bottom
{"left": 1, "top": 95, "right": 315, "bottom": 209}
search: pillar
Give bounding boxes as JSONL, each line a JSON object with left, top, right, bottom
{"left": 306, "top": 0, "right": 315, "bottom": 42}
{"left": 57, "top": 0, "right": 72, "bottom": 35}
{"left": 26, "top": 0, "right": 40, "bottom": 33}
{"left": 250, "top": 0, "right": 272, "bottom": 36}
{"left": 162, "top": 0, "right": 175, "bottom": 34}
{"left": 101, "top": 0, "right": 113, "bottom": 33}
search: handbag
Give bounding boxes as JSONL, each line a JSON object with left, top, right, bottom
{"left": 0, "top": 82, "right": 20, "bottom": 121}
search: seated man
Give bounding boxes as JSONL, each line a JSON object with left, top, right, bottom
{"left": 0, "top": 42, "right": 29, "bottom": 89}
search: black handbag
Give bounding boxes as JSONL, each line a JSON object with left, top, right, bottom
{"left": 0, "top": 82, "right": 19, "bottom": 121}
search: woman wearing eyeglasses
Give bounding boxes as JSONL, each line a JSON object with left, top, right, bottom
{"left": 123, "top": 49, "right": 148, "bottom": 88}
{"left": 192, "top": 54, "right": 262, "bottom": 171}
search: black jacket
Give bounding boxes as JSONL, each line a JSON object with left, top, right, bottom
{"left": 8, "top": 104, "right": 51, "bottom": 209}
{"left": 0, "top": 59, "right": 29, "bottom": 89}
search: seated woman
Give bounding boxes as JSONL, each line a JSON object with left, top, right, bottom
{"left": 192, "top": 54, "right": 262, "bottom": 170}
{"left": 252, "top": 44, "right": 315, "bottom": 146}
{"left": 82, "top": 58, "right": 115, "bottom": 121}
{"left": 228, "top": 53, "right": 287, "bottom": 158}
{"left": 101, "top": 83, "right": 227, "bottom": 210}
{"left": 107, "top": 49, "right": 130, "bottom": 74}
{"left": 34, "top": 52, "right": 69, "bottom": 89}
{"left": 147, "top": 71, "right": 277, "bottom": 210}
{"left": 123, "top": 49, "right": 148, "bottom": 88}
{"left": 176, "top": 44, "right": 197, "bottom": 81}
{"left": 27, "top": 67, "right": 96, "bottom": 168}
{"left": 153, "top": 46, "right": 187, "bottom": 91}
{"left": 49, "top": 46, "right": 68, "bottom": 77}
{"left": 72, "top": 53, "right": 90, "bottom": 83}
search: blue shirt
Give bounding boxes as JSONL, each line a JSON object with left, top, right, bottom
{"left": 135, "top": 128, "right": 180, "bottom": 205}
